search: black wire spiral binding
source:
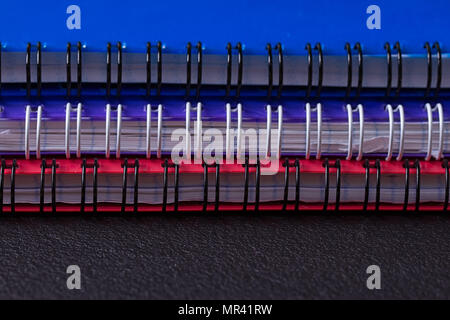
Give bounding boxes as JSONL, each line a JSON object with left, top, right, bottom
{"left": 323, "top": 158, "right": 329, "bottom": 210}
{"left": 320, "top": 159, "right": 341, "bottom": 211}
{"left": 403, "top": 159, "right": 410, "bottom": 211}
{"left": 363, "top": 159, "right": 370, "bottom": 211}
{"left": 226, "top": 43, "right": 232, "bottom": 97}
{"left": 174, "top": 163, "right": 180, "bottom": 210}
{"left": 305, "top": 43, "right": 323, "bottom": 98}
{"left": 266, "top": 43, "right": 273, "bottom": 99}
{"left": 345, "top": 43, "right": 353, "bottom": 98}
{"left": 335, "top": 159, "right": 341, "bottom": 211}
{"left": 414, "top": 159, "right": 421, "bottom": 212}
{"left": 241, "top": 158, "right": 261, "bottom": 211}
{"left": 146, "top": 42, "right": 151, "bottom": 97}
{"left": 186, "top": 42, "right": 203, "bottom": 100}
{"left": 433, "top": 42, "right": 442, "bottom": 98}
{"left": 314, "top": 43, "right": 323, "bottom": 98}
{"left": 121, "top": 158, "right": 128, "bottom": 213}
{"left": 345, "top": 42, "right": 364, "bottom": 98}
{"left": 0, "top": 159, "right": 5, "bottom": 213}
{"left": 282, "top": 158, "right": 289, "bottom": 210}
{"left": 276, "top": 43, "right": 283, "bottom": 99}
{"left": 202, "top": 162, "right": 221, "bottom": 212}
{"left": 120, "top": 158, "right": 140, "bottom": 213}
{"left": 294, "top": 158, "right": 300, "bottom": 211}
{"left": 117, "top": 42, "right": 122, "bottom": 98}
{"left": 424, "top": 42, "right": 432, "bottom": 98}
{"left": 80, "top": 158, "right": 99, "bottom": 213}
{"left": 266, "top": 43, "right": 284, "bottom": 100}
{"left": 106, "top": 42, "right": 123, "bottom": 99}
{"left": 77, "top": 42, "right": 82, "bottom": 97}
{"left": 40, "top": 159, "right": 46, "bottom": 212}
{"left": 362, "top": 159, "right": 382, "bottom": 211}
{"left": 254, "top": 159, "right": 260, "bottom": 211}
{"left": 215, "top": 163, "right": 220, "bottom": 211}
{"left": 162, "top": 159, "right": 169, "bottom": 212}
{"left": 384, "top": 42, "right": 392, "bottom": 97}
{"left": 354, "top": 42, "right": 363, "bottom": 98}
{"left": 242, "top": 157, "right": 249, "bottom": 211}
{"left": 157, "top": 41, "right": 163, "bottom": 96}
{"left": 254, "top": 158, "right": 424, "bottom": 212}
{"left": 173, "top": 164, "right": 179, "bottom": 211}
{"left": 66, "top": 43, "right": 72, "bottom": 98}
{"left": 0, "top": 157, "right": 447, "bottom": 212}
{"left": 106, "top": 42, "right": 111, "bottom": 98}
{"left": 226, "top": 42, "right": 243, "bottom": 99}
{"left": 424, "top": 41, "right": 442, "bottom": 98}
{"left": 51, "top": 159, "right": 56, "bottom": 213}
{"left": 161, "top": 159, "right": 179, "bottom": 212}
{"left": 196, "top": 42, "right": 202, "bottom": 100}
{"left": 186, "top": 42, "right": 192, "bottom": 98}
{"left": 305, "top": 43, "right": 313, "bottom": 98}
{"left": 37, "top": 42, "right": 42, "bottom": 98}
{"left": 10, "top": 159, "right": 16, "bottom": 213}
{"left": 443, "top": 159, "right": 449, "bottom": 211}
{"left": 146, "top": 41, "right": 163, "bottom": 98}
{"left": 134, "top": 159, "right": 139, "bottom": 213}
{"left": 202, "top": 162, "right": 208, "bottom": 211}
{"left": 39, "top": 159, "right": 57, "bottom": 213}
{"left": 393, "top": 42, "right": 402, "bottom": 98}
{"left": 93, "top": 158, "right": 98, "bottom": 213}
{"left": 25, "top": 43, "right": 33, "bottom": 99}
{"left": 384, "top": 42, "right": 403, "bottom": 98}
{"left": 81, "top": 159, "right": 86, "bottom": 213}
{"left": 9, "top": 40, "right": 439, "bottom": 106}
{"left": 375, "top": 159, "right": 381, "bottom": 211}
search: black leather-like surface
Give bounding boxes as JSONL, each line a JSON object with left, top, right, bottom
{"left": 0, "top": 213, "right": 449, "bottom": 299}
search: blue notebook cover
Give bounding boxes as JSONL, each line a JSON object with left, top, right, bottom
{"left": 0, "top": 0, "right": 449, "bottom": 55}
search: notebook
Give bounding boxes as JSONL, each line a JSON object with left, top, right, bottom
{"left": 0, "top": 0, "right": 449, "bottom": 212}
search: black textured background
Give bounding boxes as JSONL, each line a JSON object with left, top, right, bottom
{"left": 0, "top": 213, "right": 449, "bottom": 299}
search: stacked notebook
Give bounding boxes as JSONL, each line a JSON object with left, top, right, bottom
{"left": 0, "top": 1, "right": 449, "bottom": 212}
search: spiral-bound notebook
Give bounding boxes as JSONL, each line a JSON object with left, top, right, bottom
{"left": 0, "top": 0, "right": 449, "bottom": 212}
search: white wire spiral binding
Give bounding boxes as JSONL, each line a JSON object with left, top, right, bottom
{"left": 196, "top": 103, "right": 202, "bottom": 160}
{"left": 25, "top": 105, "right": 31, "bottom": 160}
{"left": 346, "top": 104, "right": 365, "bottom": 161}
{"left": 424, "top": 102, "right": 444, "bottom": 161}
{"left": 265, "top": 104, "right": 283, "bottom": 159}
{"left": 185, "top": 102, "right": 190, "bottom": 159}
{"left": 105, "top": 104, "right": 111, "bottom": 158}
{"left": 146, "top": 104, "right": 164, "bottom": 158}
{"left": 105, "top": 104, "right": 123, "bottom": 159}
{"left": 35, "top": 105, "right": 42, "bottom": 159}
{"left": 65, "top": 103, "right": 71, "bottom": 158}
{"left": 385, "top": 104, "right": 405, "bottom": 161}
{"left": 305, "top": 103, "right": 322, "bottom": 160}
{"left": 146, "top": 104, "right": 151, "bottom": 158}
{"left": 185, "top": 102, "right": 203, "bottom": 161}
{"left": 225, "top": 103, "right": 243, "bottom": 160}
{"left": 116, "top": 104, "right": 123, "bottom": 159}
{"left": 24, "top": 105, "right": 43, "bottom": 160}
{"left": 76, "top": 103, "right": 82, "bottom": 158}
{"left": 145, "top": 104, "right": 164, "bottom": 158}
{"left": 65, "top": 102, "right": 83, "bottom": 159}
